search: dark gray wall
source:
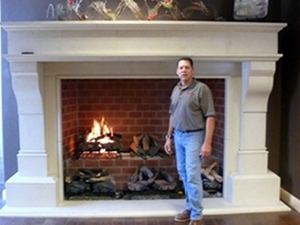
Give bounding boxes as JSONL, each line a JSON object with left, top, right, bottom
{"left": 2, "top": 0, "right": 63, "bottom": 21}
{"left": 1, "top": 53, "right": 18, "bottom": 182}
{"left": 273, "top": 0, "right": 300, "bottom": 199}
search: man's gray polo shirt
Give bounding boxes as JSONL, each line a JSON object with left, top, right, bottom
{"left": 169, "top": 79, "right": 216, "bottom": 131}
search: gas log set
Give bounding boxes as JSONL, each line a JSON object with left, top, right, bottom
{"left": 74, "top": 117, "right": 166, "bottom": 159}
{"left": 75, "top": 117, "right": 123, "bottom": 159}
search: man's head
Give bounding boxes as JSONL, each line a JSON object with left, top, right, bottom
{"left": 176, "top": 57, "right": 194, "bottom": 86}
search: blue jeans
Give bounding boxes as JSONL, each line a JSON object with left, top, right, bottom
{"left": 174, "top": 129, "right": 204, "bottom": 220}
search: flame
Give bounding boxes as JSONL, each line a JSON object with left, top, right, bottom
{"left": 86, "top": 117, "right": 114, "bottom": 145}
{"left": 86, "top": 120, "right": 101, "bottom": 141}
{"left": 100, "top": 116, "right": 111, "bottom": 135}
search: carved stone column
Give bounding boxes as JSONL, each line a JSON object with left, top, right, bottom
{"left": 5, "top": 61, "right": 58, "bottom": 207}
{"left": 228, "top": 61, "right": 281, "bottom": 204}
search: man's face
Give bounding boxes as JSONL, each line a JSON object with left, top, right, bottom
{"left": 176, "top": 60, "right": 194, "bottom": 84}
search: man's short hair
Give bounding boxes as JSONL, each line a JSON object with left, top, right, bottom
{"left": 177, "top": 57, "right": 194, "bottom": 67}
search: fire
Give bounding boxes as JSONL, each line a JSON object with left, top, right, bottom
{"left": 86, "top": 116, "right": 114, "bottom": 145}
{"left": 76, "top": 116, "right": 121, "bottom": 160}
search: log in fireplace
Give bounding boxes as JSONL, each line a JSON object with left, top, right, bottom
{"left": 0, "top": 21, "right": 290, "bottom": 217}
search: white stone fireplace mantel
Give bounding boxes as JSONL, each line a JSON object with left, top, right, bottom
{"left": 1, "top": 21, "right": 290, "bottom": 217}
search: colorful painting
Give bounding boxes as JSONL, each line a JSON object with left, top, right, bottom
{"left": 47, "top": 0, "right": 225, "bottom": 21}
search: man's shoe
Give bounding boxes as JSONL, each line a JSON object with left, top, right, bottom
{"left": 174, "top": 209, "right": 191, "bottom": 222}
{"left": 188, "top": 219, "right": 204, "bottom": 225}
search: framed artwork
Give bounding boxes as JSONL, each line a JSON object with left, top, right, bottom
{"left": 233, "top": 0, "right": 268, "bottom": 20}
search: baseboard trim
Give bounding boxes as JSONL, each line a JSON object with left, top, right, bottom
{"left": 281, "top": 188, "right": 300, "bottom": 212}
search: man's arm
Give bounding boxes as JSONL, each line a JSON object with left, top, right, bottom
{"left": 164, "top": 115, "right": 174, "bottom": 155}
{"left": 201, "top": 116, "right": 215, "bottom": 158}
{"left": 167, "top": 115, "right": 174, "bottom": 137}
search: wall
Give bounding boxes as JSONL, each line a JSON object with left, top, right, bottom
{"left": 0, "top": 2, "right": 3, "bottom": 188}
{"left": 269, "top": 0, "right": 300, "bottom": 200}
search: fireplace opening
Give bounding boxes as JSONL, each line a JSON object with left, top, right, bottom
{"left": 61, "top": 78, "right": 225, "bottom": 200}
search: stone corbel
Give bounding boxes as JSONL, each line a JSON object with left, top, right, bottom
{"left": 240, "top": 61, "right": 276, "bottom": 150}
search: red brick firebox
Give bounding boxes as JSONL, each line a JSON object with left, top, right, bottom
{"left": 61, "top": 79, "right": 224, "bottom": 191}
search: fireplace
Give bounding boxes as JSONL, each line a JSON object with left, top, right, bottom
{"left": 0, "top": 21, "right": 290, "bottom": 216}
{"left": 62, "top": 78, "right": 224, "bottom": 193}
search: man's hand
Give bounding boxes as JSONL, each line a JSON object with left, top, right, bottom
{"left": 164, "top": 139, "right": 173, "bottom": 155}
{"left": 200, "top": 142, "right": 212, "bottom": 158}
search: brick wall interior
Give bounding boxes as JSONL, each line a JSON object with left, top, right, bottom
{"left": 61, "top": 79, "right": 225, "bottom": 191}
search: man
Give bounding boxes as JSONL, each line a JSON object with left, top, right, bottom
{"left": 164, "top": 57, "right": 216, "bottom": 225}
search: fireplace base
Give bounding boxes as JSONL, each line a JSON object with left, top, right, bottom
{"left": 228, "top": 171, "right": 281, "bottom": 203}
{"left": 1, "top": 170, "right": 289, "bottom": 216}
{"left": 5, "top": 173, "right": 57, "bottom": 207}
{"left": 0, "top": 197, "right": 289, "bottom": 217}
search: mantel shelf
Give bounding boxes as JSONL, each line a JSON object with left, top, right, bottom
{"left": 2, "top": 21, "right": 286, "bottom": 33}
{"left": 4, "top": 53, "right": 282, "bottom": 63}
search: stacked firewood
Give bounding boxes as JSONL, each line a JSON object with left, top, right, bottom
{"left": 201, "top": 161, "right": 223, "bottom": 195}
{"left": 127, "top": 165, "right": 177, "bottom": 192}
{"left": 65, "top": 168, "right": 116, "bottom": 197}
{"left": 129, "top": 133, "right": 164, "bottom": 158}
